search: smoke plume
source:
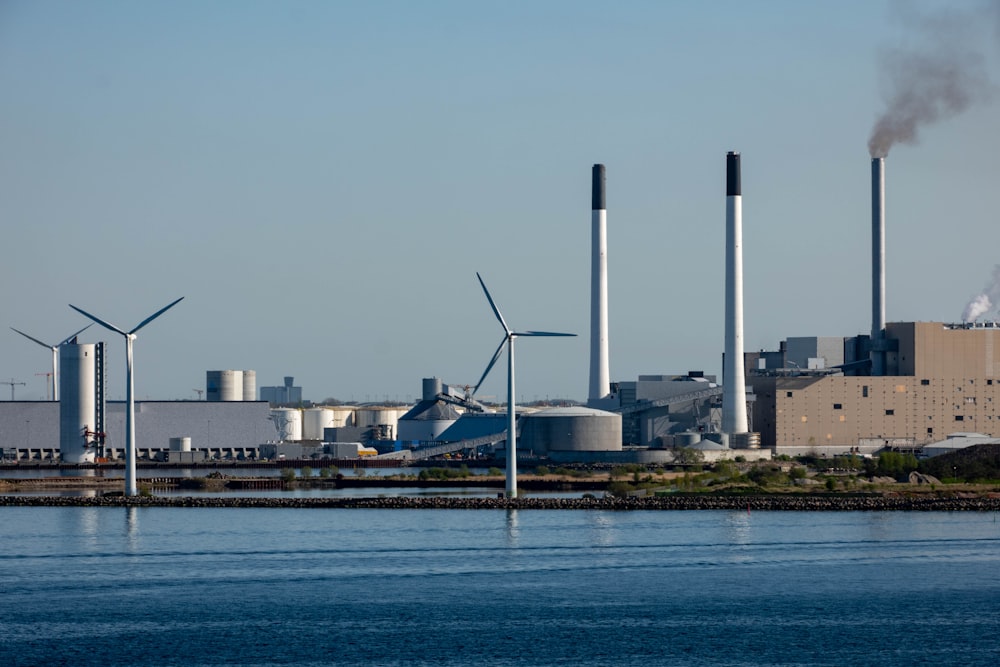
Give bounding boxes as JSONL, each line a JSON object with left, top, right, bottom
{"left": 868, "top": 1, "right": 998, "bottom": 158}
{"left": 963, "top": 265, "right": 1000, "bottom": 323}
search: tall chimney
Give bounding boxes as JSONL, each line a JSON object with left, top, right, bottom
{"left": 722, "top": 151, "right": 748, "bottom": 435}
{"left": 589, "top": 163, "right": 611, "bottom": 402}
{"left": 871, "top": 157, "right": 886, "bottom": 375}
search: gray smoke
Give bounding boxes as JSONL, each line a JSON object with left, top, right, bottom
{"left": 868, "top": 1, "right": 998, "bottom": 158}
{"left": 963, "top": 265, "right": 1000, "bottom": 323}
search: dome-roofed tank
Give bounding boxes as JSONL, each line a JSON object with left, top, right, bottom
{"left": 520, "top": 406, "right": 621, "bottom": 455}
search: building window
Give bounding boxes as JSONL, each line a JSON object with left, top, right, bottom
{"left": 988, "top": 379, "right": 994, "bottom": 386}
{"left": 955, "top": 415, "right": 965, "bottom": 421}
{"left": 885, "top": 409, "right": 894, "bottom": 416}
{"left": 862, "top": 386, "right": 869, "bottom": 398}
{"left": 927, "top": 427, "right": 933, "bottom": 434}
{"left": 833, "top": 403, "right": 842, "bottom": 410}
{"left": 786, "top": 391, "right": 793, "bottom": 398}
{"left": 921, "top": 379, "right": 930, "bottom": 386}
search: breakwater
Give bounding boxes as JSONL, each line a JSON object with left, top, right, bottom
{"left": 2, "top": 494, "right": 1000, "bottom": 511}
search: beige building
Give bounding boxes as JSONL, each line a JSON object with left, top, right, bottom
{"left": 749, "top": 322, "right": 1000, "bottom": 451}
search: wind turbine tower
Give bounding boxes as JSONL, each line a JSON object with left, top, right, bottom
{"left": 473, "top": 274, "right": 574, "bottom": 498}
{"left": 10, "top": 324, "right": 92, "bottom": 401}
{"left": 69, "top": 297, "right": 184, "bottom": 497}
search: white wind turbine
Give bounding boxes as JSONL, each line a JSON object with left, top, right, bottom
{"left": 69, "top": 297, "right": 184, "bottom": 497}
{"left": 473, "top": 273, "right": 575, "bottom": 498}
{"left": 9, "top": 324, "right": 92, "bottom": 400}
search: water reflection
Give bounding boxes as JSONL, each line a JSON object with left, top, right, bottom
{"left": 587, "top": 511, "right": 616, "bottom": 547}
{"left": 505, "top": 509, "right": 520, "bottom": 545}
{"left": 125, "top": 506, "right": 140, "bottom": 552}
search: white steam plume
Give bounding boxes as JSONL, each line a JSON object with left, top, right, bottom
{"left": 963, "top": 265, "right": 1000, "bottom": 323}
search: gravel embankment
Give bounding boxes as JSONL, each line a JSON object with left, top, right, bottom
{"left": 2, "top": 494, "right": 999, "bottom": 510}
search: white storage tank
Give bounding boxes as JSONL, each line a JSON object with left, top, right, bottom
{"left": 520, "top": 407, "right": 622, "bottom": 455}
{"left": 206, "top": 370, "right": 244, "bottom": 401}
{"left": 303, "top": 407, "right": 335, "bottom": 440}
{"left": 169, "top": 437, "right": 192, "bottom": 452}
{"left": 270, "top": 408, "right": 302, "bottom": 442}
{"left": 241, "top": 370, "right": 256, "bottom": 401}
{"left": 330, "top": 407, "right": 355, "bottom": 428}
{"left": 59, "top": 343, "right": 96, "bottom": 464}
{"left": 354, "top": 407, "right": 399, "bottom": 440}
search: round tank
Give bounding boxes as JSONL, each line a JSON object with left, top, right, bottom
{"left": 330, "top": 407, "right": 354, "bottom": 427}
{"left": 270, "top": 408, "right": 302, "bottom": 442}
{"left": 241, "top": 370, "right": 256, "bottom": 401}
{"left": 303, "top": 407, "right": 334, "bottom": 440}
{"left": 169, "top": 437, "right": 192, "bottom": 452}
{"left": 207, "top": 370, "right": 243, "bottom": 401}
{"left": 59, "top": 343, "right": 96, "bottom": 464}
{"left": 422, "top": 377, "right": 443, "bottom": 400}
{"left": 520, "top": 407, "right": 622, "bottom": 455}
{"left": 354, "top": 407, "right": 398, "bottom": 427}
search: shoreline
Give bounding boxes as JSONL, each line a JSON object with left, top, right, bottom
{"left": 3, "top": 494, "right": 1000, "bottom": 511}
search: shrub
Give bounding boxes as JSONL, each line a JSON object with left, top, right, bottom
{"left": 299, "top": 466, "right": 313, "bottom": 479}
{"left": 319, "top": 466, "right": 338, "bottom": 478}
{"left": 488, "top": 467, "right": 503, "bottom": 477}
{"left": 280, "top": 468, "right": 296, "bottom": 483}
{"left": 535, "top": 466, "right": 550, "bottom": 476}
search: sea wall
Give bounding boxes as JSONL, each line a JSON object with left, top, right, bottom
{"left": 2, "top": 494, "right": 999, "bottom": 511}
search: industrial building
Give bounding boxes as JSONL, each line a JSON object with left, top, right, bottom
{"left": 749, "top": 322, "right": 1000, "bottom": 455}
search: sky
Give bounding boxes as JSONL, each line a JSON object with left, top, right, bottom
{"left": 2, "top": 0, "right": 1000, "bottom": 404}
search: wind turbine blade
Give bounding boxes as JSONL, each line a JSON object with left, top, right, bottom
{"left": 57, "top": 323, "right": 92, "bottom": 346}
{"left": 476, "top": 273, "right": 510, "bottom": 334}
{"left": 10, "top": 327, "right": 52, "bottom": 350}
{"left": 130, "top": 296, "right": 185, "bottom": 334}
{"left": 69, "top": 305, "right": 128, "bottom": 337}
{"left": 519, "top": 331, "right": 577, "bottom": 337}
{"left": 473, "top": 337, "right": 507, "bottom": 395}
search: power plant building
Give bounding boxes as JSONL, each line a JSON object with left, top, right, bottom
{"left": 749, "top": 322, "right": 1000, "bottom": 454}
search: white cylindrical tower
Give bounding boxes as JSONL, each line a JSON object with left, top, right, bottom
{"left": 303, "top": 407, "right": 334, "bottom": 440}
{"left": 242, "top": 370, "right": 256, "bottom": 401}
{"left": 59, "top": 343, "right": 96, "bottom": 463}
{"left": 722, "top": 151, "right": 748, "bottom": 435}
{"left": 589, "top": 164, "right": 611, "bottom": 402}
{"left": 871, "top": 157, "right": 886, "bottom": 376}
{"left": 270, "top": 408, "right": 303, "bottom": 442}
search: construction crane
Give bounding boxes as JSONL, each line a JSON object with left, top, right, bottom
{"left": 36, "top": 372, "right": 54, "bottom": 400}
{"left": 3, "top": 378, "right": 26, "bottom": 401}
{"left": 193, "top": 389, "right": 204, "bottom": 400}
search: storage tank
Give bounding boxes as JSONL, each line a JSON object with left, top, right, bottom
{"left": 330, "top": 407, "right": 355, "bottom": 427}
{"left": 303, "top": 407, "right": 335, "bottom": 440}
{"left": 241, "top": 370, "right": 256, "bottom": 401}
{"left": 270, "top": 408, "right": 302, "bottom": 442}
{"left": 169, "top": 437, "right": 192, "bottom": 452}
{"left": 59, "top": 343, "right": 96, "bottom": 463}
{"left": 520, "top": 407, "right": 622, "bottom": 455}
{"left": 206, "top": 370, "right": 244, "bottom": 401}
{"left": 354, "top": 407, "right": 399, "bottom": 440}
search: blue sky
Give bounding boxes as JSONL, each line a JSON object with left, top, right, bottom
{"left": 2, "top": 1, "right": 999, "bottom": 403}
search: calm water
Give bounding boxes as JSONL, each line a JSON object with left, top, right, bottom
{"left": 2, "top": 508, "right": 999, "bottom": 666}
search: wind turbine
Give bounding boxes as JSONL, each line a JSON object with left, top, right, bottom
{"left": 473, "top": 273, "right": 574, "bottom": 498}
{"left": 10, "top": 324, "right": 92, "bottom": 401}
{"left": 69, "top": 297, "right": 184, "bottom": 497}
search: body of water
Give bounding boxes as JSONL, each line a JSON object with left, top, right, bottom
{"left": 2, "top": 508, "right": 999, "bottom": 666}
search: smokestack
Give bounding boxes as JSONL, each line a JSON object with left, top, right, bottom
{"left": 722, "top": 152, "right": 748, "bottom": 435}
{"left": 871, "top": 157, "right": 886, "bottom": 375}
{"left": 589, "top": 164, "right": 611, "bottom": 402}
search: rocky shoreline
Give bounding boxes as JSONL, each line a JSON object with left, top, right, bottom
{"left": 2, "top": 493, "right": 1000, "bottom": 511}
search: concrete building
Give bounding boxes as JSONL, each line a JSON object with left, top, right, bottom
{"left": 260, "top": 376, "right": 302, "bottom": 405}
{"left": 749, "top": 322, "right": 1000, "bottom": 455}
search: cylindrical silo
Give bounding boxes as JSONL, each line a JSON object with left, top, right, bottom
{"left": 270, "top": 408, "right": 302, "bottom": 442}
{"left": 520, "top": 407, "right": 622, "bottom": 455}
{"left": 303, "top": 407, "right": 334, "bottom": 440}
{"left": 169, "top": 437, "right": 192, "bottom": 452}
{"left": 422, "top": 377, "right": 443, "bottom": 400}
{"left": 206, "top": 370, "right": 243, "bottom": 401}
{"left": 242, "top": 370, "right": 256, "bottom": 401}
{"left": 59, "top": 343, "right": 96, "bottom": 464}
